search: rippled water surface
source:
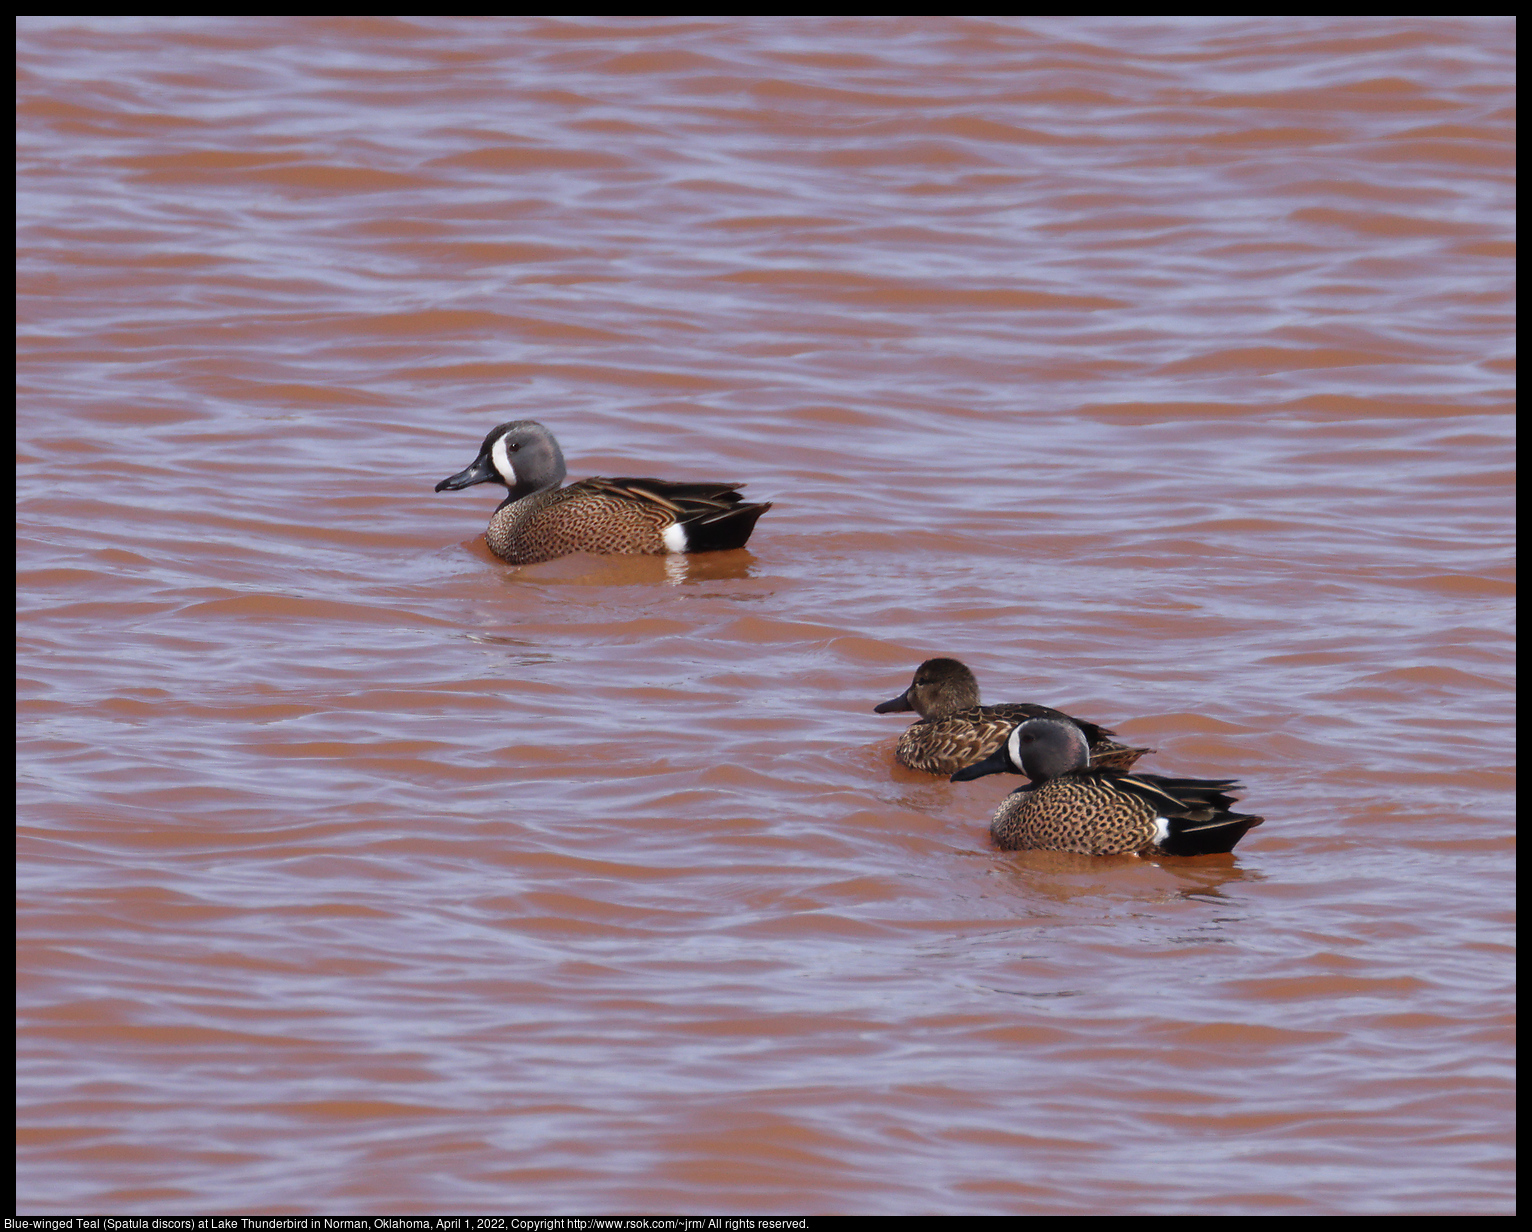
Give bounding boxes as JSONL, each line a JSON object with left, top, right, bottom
{"left": 16, "top": 16, "right": 1514, "bottom": 1215}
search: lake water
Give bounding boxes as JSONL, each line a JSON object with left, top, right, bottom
{"left": 16, "top": 15, "right": 1514, "bottom": 1215}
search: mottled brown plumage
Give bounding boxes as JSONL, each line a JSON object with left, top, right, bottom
{"left": 436, "top": 421, "right": 771, "bottom": 565}
{"left": 874, "top": 657, "right": 1152, "bottom": 776}
{"left": 952, "top": 718, "right": 1263, "bottom": 856}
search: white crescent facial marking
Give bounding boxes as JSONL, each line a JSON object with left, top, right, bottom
{"left": 662, "top": 523, "right": 689, "bottom": 554}
{"left": 491, "top": 434, "right": 518, "bottom": 485}
{"left": 1007, "top": 723, "right": 1025, "bottom": 770}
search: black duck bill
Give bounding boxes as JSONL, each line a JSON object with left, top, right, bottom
{"left": 434, "top": 450, "right": 499, "bottom": 491}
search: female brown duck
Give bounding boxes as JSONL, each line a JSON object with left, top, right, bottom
{"left": 874, "top": 657, "right": 1152, "bottom": 777}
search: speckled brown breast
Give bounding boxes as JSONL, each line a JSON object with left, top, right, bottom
{"left": 990, "top": 777, "right": 1162, "bottom": 855}
{"left": 895, "top": 705, "right": 1152, "bottom": 777}
{"left": 486, "top": 482, "right": 676, "bottom": 563}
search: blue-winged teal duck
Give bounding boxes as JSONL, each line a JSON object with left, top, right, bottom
{"left": 435, "top": 420, "right": 772, "bottom": 565}
{"left": 952, "top": 717, "right": 1263, "bottom": 856}
{"left": 874, "top": 657, "right": 1153, "bottom": 777}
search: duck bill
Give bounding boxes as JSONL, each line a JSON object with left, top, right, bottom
{"left": 435, "top": 452, "right": 500, "bottom": 492}
{"left": 950, "top": 745, "right": 1010, "bottom": 782}
{"left": 873, "top": 691, "right": 913, "bottom": 714}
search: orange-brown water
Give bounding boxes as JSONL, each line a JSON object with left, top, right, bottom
{"left": 16, "top": 16, "right": 1514, "bottom": 1215}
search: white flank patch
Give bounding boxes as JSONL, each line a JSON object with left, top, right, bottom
{"left": 1152, "top": 816, "right": 1171, "bottom": 846}
{"left": 662, "top": 522, "right": 689, "bottom": 553}
{"left": 490, "top": 434, "right": 518, "bottom": 485}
